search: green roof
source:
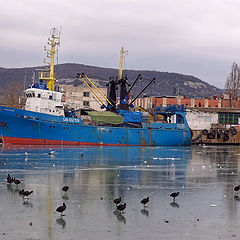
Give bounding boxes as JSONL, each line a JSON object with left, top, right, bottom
{"left": 87, "top": 111, "right": 123, "bottom": 125}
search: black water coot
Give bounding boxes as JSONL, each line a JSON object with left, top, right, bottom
{"left": 140, "top": 197, "right": 149, "bottom": 206}
{"left": 113, "top": 197, "right": 121, "bottom": 206}
{"left": 7, "top": 174, "right": 11, "bottom": 182}
{"left": 13, "top": 178, "right": 21, "bottom": 186}
{"left": 19, "top": 189, "right": 25, "bottom": 196}
{"left": 56, "top": 203, "right": 66, "bottom": 215}
{"left": 7, "top": 175, "right": 14, "bottom": 184}
{"left": 62, "top": 186, "right": 69, "bottom": 192}
{"left": 234, "top": 185, "right": 240, "bottom": 193}
{"left": 117, "top": 203, "right": 126, "bottom": 213}
{"left": 170, "top": 192, "right": 179, "bottom": 200}
{"left": 23, "top": 190, "right": 33, "bottom": 198}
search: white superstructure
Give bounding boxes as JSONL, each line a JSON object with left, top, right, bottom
{"left": 24, "top": 28, "right": 65, "bottom": 117}
{"left": 25, "top": 85, "right": 64, "bottom": 116}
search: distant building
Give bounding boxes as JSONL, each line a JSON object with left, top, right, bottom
{"left": 59, "top": 84, "right": 107, "bottom": 113}
{"left": 134, "top": 95, "right": 240, "bottom": 131}
{"left": 134, "top": 94, "right": 240, "bottom": 110}
{"left": 136, "top": 94, "right": 240, "bottom": 109}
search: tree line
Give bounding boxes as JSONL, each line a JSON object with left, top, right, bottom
{"left": 0, "top": 80, "right": 24, "bottom": 108}
{"left": 225, "top": 62, "right": 240, "bottom": 107}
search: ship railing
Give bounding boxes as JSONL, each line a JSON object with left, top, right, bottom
{"left": 30, "top": 83, "right": 61, "bottom": 92}
{"left": 38, "top": 71, "right": 57, "bottom": 79}
{"left": 154, "top": 104, "right": 185, "bottom": 113}
{"left": 39, "top": 71, "right": 50, "bottom": 79}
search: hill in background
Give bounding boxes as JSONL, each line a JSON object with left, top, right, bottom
{"left": 0, "top": 63, "right": 223, "bottom": 98}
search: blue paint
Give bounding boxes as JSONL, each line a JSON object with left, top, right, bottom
{"left": 0, "top": 105, "right": 191, "bottom": 146}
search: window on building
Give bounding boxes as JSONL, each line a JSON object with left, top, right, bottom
{"left": 49, "top": 95, "right": 53, "bottom": 100}
{"left": 38, "top": 94, "right": 41, "bottom": 98}
{"left": 83, "top": 101, "right": 90, "bottom": 107}
{"left": 219, "top": 113, "right": 239, "bottom": 124}
{"left": 83, "top": 92, "right": 90, "bottom": 97}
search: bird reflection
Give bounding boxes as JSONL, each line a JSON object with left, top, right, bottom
{"left": 7, "top": 184, "right": 14, "bottom": 192}
{"left": 62, "top": 194, "right": 69, "bottom": 200}
{"left": 140, "top": 209, "right": 149, "bottom": 216}
{"left": 56, "top": 218, "right": 66, "bottom": 228}
{"left": 7, "top": 184, "right": 21, "bottom": 195}
{"left": 13, "top": 188, "right": 20, "bottom": 195}
{"left": 234, "top": 195, "right": 240, "bottom": 201}
{"left": 113, "top": 211, "right": 126, "bottom": 224}
{"left": 170, "top": 201, "right": 179, "bottom": 208}
{"left": 116, "top": 213, "right": 126, "bottom": 224}
{"left": 23, "top": 200, "right": 33, "bottom": 207}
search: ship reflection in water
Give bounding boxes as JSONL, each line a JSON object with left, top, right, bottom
{"left": 0, "top": 145, "right": 240, "bottom": 240}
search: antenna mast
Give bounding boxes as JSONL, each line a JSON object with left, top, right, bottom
{"left": 39, "top": 28, "right": 60, "bottom": 91}
{"left": 118, "top": 47, "right": 128, "bottom": 80}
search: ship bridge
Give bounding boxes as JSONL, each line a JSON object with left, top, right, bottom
{"left": 24, "top": 28, "right": 65, "bottom": 117}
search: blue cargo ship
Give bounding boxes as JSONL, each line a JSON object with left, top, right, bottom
{"left": 0, "top": 28, "right": 191, "bottom": 146}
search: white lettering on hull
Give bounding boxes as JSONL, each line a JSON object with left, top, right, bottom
{"left": 63, "top": 118, "right": 80, "bottom": 123}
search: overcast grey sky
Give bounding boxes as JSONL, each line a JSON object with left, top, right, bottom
{"left": 1, "top": 0, "right": 240, "bottom": 88}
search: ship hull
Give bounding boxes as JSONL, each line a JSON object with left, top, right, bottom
{"left": 0, "top": 106, "right": 191, "bottom": 146}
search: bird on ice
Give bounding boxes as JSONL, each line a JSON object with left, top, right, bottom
{"left": 140, "top": 197, "right": 149, "bottom": 207}
{"left": 56, "top": 203, "right": 66, "bottom": 216}
{"left": 113, "top": 197, "right": 121, "bottom": 206}
{"left": 62, "top": 186, "right": 69, "bottom": 192}
{"left": 170, "top": 192, "right": 179, "bottom": 201}
{"left": 116, "top": 203, "right": 126, "bottom": 213}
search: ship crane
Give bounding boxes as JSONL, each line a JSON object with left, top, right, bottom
{"left": 107, "top": 47, "right": 155, "bottom": 111}
{"left": 77, "top": 47, "right": 155, "bottom": 112}
{"left": 76, "top": 73, "right": 114, "bottom": 110}
{"left": 129, "top": 77, "right": 155, "bottom": 106}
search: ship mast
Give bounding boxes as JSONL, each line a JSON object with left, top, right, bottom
{"left": 118, "top": 47, "right": 128, "bottom": 80}
{"left": 39, "top": 28, "right": 60, "bottom": 91}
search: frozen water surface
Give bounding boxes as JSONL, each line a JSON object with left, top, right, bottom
{"left": 0, "top": 145, "right": 240, "bottom": 239}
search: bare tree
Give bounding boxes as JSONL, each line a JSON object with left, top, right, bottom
{"left": 225, "top": 62, "right": 240, "bottom": 107}
{"left": 0, "top": 80, "right": 24, "bottom": 109}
